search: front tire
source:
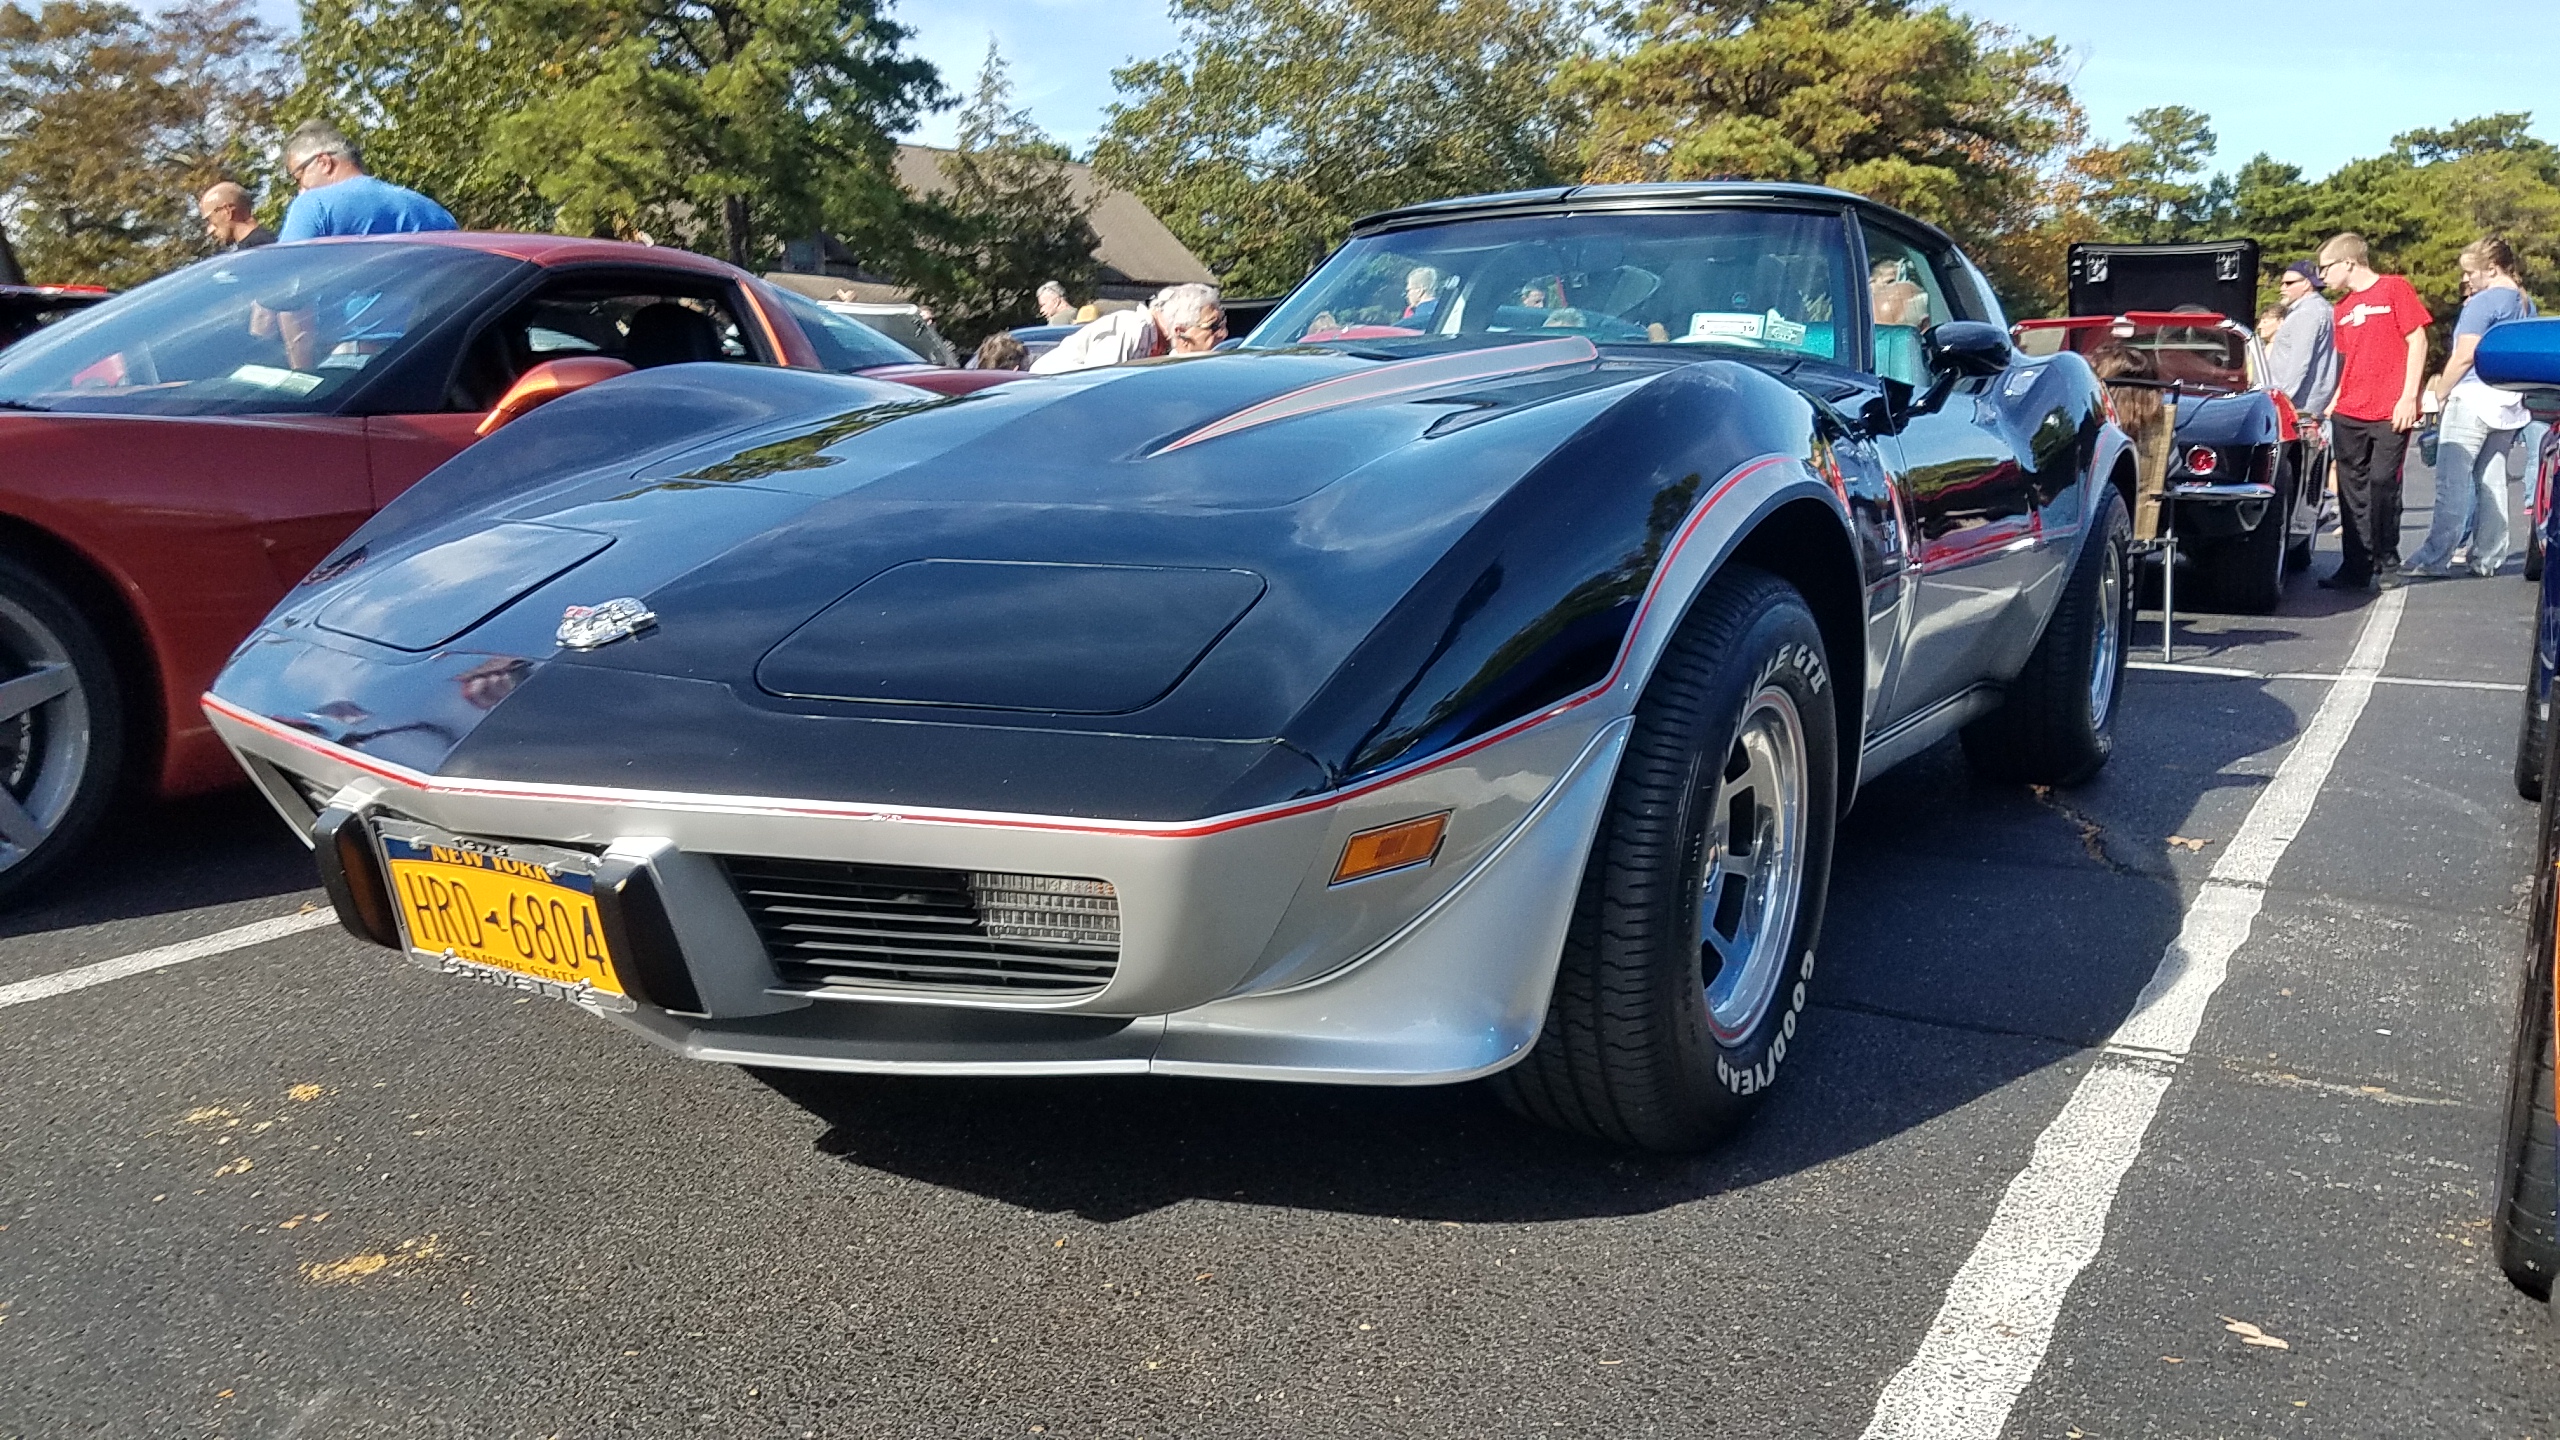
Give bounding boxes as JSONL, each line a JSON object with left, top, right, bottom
{"left": 0, "top": 555, "right": 124, "bottom": 907}
{"left": 1962, "top": 485, "right": 2133, "bottom": 786}
{"left": 1495, "top": 566, "right": 1839, "bottom": 1152}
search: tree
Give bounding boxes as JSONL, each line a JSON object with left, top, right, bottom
{"left": 289, "top": 0, "right": 566, "bottom": 232}
{"left": 1095, "top": 0, "right": 1589, "bottom": 297}
{"left": 487, "top": 0, "right": 942, "bottom": 267}
{"left": 2205, "top": 112, "right": 2560, "bottom": 324}
{"left": 897, "top": 44, "right": 1099, "bottom": 348}
{"left": 294, "top": 0, "right": 941, "bottom": 264}
{"left": 2077, "top": 106, "right": 2229, "bottom": 242}
{"left": 0, "top": 0, "right": 284, "bottom": 285}
{"left": 1561, "top": 0, "right": 2084, "bottom": 314}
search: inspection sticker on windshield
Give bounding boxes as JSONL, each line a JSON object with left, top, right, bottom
{"left": 228, "top": 364, "right": 324, "bottom": 395}
{"left": 1687, "top": 310, "right": 1807, "bottom": 347}
{"left": 1689, "top": 311, "right": 1765, "bottom": 343}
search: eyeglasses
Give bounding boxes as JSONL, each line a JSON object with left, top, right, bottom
{"left": 287, "top": 151, "right": 331, "bottom": 182}
{"left": 1185, "top": 315, "right": 1229, "bottom": 337}
{"left": 2317, "top": 257, "right": 2351, "bottom": 275}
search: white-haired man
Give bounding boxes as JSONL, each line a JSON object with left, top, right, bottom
{"left": 1029, "top": 283, "right": 1225, "bottom": 374}
{"left": 1036, "top": 280, "right": 1076, "bottom": 326}
{"left": 276, "top": 118, "right": 456, "bottom": 242}
{"left": 1402, "top": 266, "right": 1440, "bottom": 326}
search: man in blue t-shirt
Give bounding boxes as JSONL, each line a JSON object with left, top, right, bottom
{"left": 276, "top": 119, "right": 458, "bottom": 242}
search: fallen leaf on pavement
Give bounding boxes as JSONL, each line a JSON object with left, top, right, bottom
{"left": 2168, "top": 835, "right": 2212, "bottom": 851}
{"left": 2222, "top": 1316, "right": 2291, "bottom": 1349}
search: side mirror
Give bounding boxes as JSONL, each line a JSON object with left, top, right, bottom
{"left": 2476, "top": 317, "right": 2560, "bottom": 393}
{"left": 475, "top": 356, "right": 637, "bottom": 437}
{"left": 1922, "top": 321, "right": 2014, "bottom": 379}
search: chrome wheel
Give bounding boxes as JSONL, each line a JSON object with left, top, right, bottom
{"left": 1699, "top": 685, "right": 1809, "bottom": 1042}
{"left": 2088, "top": 535, "right": 2125, "bottom": 724}
{"left": 0, "top": 591, "right": 89, "bottom": 871}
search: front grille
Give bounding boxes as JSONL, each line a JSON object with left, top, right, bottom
{"left": 723, "top": 857, "right": 1120, "bottom": 997}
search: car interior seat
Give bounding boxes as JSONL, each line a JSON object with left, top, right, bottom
{"left": 622, "top": 302, "right": 723, "bottom": 368}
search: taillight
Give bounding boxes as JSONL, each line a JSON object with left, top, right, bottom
{"left": 2183, "top": 445, "right": 2220, "bottom": 476}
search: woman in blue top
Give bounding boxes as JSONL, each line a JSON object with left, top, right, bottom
{"left": 2410, "top": 236, "right": 2538, "bottom": 577}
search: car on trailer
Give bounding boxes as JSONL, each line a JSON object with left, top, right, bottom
{"left": 2012, "top": 240, "right": 2324, "bottom": 613}
{"left": 208, "top": 182, "right": 2135, "bottom": 1152}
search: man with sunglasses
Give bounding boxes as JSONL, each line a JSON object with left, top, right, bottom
{"left": 275, "top": 119, "right": 457, "bottom": 244}
{"left": 2316, "top": 232, "right": 2432, "bottom": 591}
{"left": 2267, "top": 258, "right": 2338, "bottom": 423}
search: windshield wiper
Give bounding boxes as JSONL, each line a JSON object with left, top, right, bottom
{"left": 0, "top": 399, "right": 51, "bottom": 413}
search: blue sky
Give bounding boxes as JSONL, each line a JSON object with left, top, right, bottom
{"left": 892, "top": 0, "right": 2556, "bottom": 181}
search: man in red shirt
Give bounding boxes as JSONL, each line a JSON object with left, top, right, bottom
{"left": 2316, "top": 232, "right": 2433, "bottom": 590}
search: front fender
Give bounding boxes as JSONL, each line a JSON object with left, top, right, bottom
{"left": 1284, "top": 360, "right": 1846, "bottom": 783}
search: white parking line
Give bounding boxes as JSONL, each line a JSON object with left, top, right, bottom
{"left": 2131, "top": 658, "right": 2518, "bottom": 692}
{"left": 1862, "top": 585, "right": 2408, "bottom": 1439}
{"left": 0, "top": 909, "right": 337, "bottom": 1011}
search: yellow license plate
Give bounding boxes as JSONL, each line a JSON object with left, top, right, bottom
{"left": 381, "top": 830, "right": 625, "bottom": 1004}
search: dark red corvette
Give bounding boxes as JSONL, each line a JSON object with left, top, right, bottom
{"left": 0, "top": 232, "right": 1004, "bottom": 899}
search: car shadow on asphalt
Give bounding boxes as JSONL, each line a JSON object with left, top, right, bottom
{"left": 758, "top": 670, "right": 2303, "bottom": 1224}
{"left": 0, "top": 788, "right": 316, "bottom": 939}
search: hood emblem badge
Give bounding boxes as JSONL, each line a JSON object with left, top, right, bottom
{"left": 557, "top": 598, "right": 657, "bottom": 650}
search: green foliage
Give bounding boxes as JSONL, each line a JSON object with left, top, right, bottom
{"left": 293, "top": 0, "right": 940, "bottom": 267}
{"left": 1563, "top": 0, "right": 2084, "bottom": 312}
{"left": 2074, "top": 106, "right": 2229, "bottom": 242}
{"left": 2109, "top": 109, "right": 2560, "bottom": 327}
{"left": 896, "top": 44, "right": 1101, "bottom": 349}
{"left": 1093, "top": 0, "right": 1589, "bottom": 297}
{"left": 0, "top": 0, "right": 284, "bottom": 286}
{"left": 288, "top": 0, "right": 564, "bottom": 231}
{"left": 486, "top": 0, "right": 942, "bottom": 267}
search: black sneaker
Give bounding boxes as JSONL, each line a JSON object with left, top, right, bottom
{"left": 2317, "top": 571, "right": 2373, "bottom": 591}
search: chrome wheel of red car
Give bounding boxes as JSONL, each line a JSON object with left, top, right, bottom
{"left": 0, "top": 560, "right": 122, "bottom": 901}
{"left": 0, "top": 592, "right": 87, "bottom": 833}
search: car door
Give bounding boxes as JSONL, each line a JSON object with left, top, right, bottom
{"left": 1862, "top": 219, "right": 2049, "bottom": 724}
{"left": 364, "top": 271, "right": 773, "bottom": 507}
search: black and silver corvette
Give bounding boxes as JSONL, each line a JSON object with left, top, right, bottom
{"left": 208, "top": 184, "right": 2136, "bottom": 1151}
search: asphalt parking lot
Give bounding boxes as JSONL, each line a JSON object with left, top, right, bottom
{"left": 4, "top": 466, "right": 2556, "bottom": 1440}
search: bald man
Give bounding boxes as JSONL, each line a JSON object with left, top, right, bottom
{"left": 197, "top": 182, "right": 275, "bottom": 252}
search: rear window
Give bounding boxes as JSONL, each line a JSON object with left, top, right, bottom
{"left": 770, "top": 287, "right": 923, "bottom": 371}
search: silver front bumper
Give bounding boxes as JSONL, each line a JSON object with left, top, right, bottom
{"left": 205, "top": 695, "right": 1627, "bottom": 1084}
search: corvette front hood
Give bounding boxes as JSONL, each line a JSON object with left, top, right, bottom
{"left": 217, "top": 344, "right": 1707, "bottom": 815}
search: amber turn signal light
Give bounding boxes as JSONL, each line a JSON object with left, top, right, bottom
{"left": 1331, "top": 812, "right": 1451, "bottom": 885}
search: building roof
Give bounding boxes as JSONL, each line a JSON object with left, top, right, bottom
{"left": 892, "top": 144, "right": 1214, "bottom": 291}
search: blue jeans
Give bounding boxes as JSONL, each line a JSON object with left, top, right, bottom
{"left": 2408, "top": 391, "right": 2523, "bottom": 573}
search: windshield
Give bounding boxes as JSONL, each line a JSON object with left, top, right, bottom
{"left": 1250, "top": 210, "right": 1854, "bottom": 363}
{"left": 2016, "top": 320, "right": 2250, "bottom": 394}
{"left": 770, "top": 287, "right": 925, "bottom": 371}
{"left": 0, "top": 243, "right": 522, "bottom": 416}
